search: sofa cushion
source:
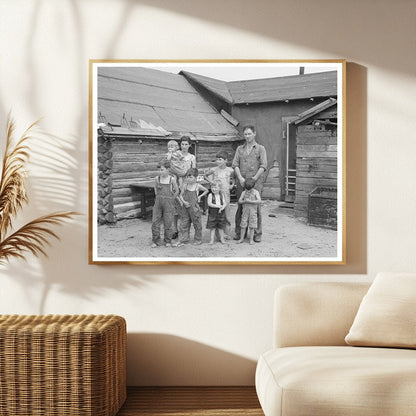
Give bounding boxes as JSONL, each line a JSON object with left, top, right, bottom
{"left": 345, "top": 272, "right": 416, "bottom": 348}
{"left": 274, "top": 283, "right": 370, "bottom": 348}
{"left": 256, "top": 346, "right": 416, "bottom": 416}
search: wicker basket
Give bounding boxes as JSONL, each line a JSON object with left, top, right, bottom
{"left": 0, "top": 314, "right": 126, "bottom": 416}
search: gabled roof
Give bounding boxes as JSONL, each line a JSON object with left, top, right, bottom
{"left": 180, "top": 71, "right": 233, "bottom": 104}
{"left": 181, "top": 70, "right": 337, "bottom": 104}
{"left": 228, "top": 71, "right": 337, "bottom": 103}
{"left": 97, "top": 67, "right": 239, "bottom": 140}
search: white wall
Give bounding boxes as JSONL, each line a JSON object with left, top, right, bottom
{"left": 0, "top": 0, "right": 415, "bottom": 385}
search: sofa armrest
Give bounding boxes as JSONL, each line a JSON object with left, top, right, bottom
{"left": 274, "top": 282, "right": 370, "bottom": 348}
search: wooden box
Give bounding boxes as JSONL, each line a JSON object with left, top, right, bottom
{"left": 308, "top": 186, "right": 337, "bottom": 230}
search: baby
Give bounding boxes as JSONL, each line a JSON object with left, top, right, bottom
{"left": 166, "top": 140, "right": 187, "bottom": 179}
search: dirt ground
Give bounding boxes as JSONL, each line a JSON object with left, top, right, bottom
{"left": 97, "top": 201, "right": 338, "bottom": 260}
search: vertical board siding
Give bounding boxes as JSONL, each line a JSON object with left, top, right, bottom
{"left": 294, "top": 125, "right": 338, "bottom": 220}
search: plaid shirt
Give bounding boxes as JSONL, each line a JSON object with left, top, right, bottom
{"left": 232, "top": 142, "right": 267, "bottom": 177}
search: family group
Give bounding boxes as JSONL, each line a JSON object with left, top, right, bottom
{"left": 151, "top": 125, "right": 267, "bottom": 248}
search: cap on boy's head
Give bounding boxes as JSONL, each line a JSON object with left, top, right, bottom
{"left": 245, "top": 178, "right": 255, "bottom": 190}
{"left": 216, "top": 150, "right": 228, "bottom": 161}
{"left": 158, "top": 159, "right": 171, "bottom": 169}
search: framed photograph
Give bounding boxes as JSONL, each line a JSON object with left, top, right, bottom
{"left": 89, "top": 60, "right": 345, "bottom": 264}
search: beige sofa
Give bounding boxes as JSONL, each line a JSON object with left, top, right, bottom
{"left": 255, "top": 282, "right": 416, "bottom": 416}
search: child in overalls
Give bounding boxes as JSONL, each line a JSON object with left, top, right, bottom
{"left": 206, "top": 179, "right": 229, "bottom": 245}
{"left": 204, "top": 150, "right": 235, "bottom": 239}
{"left": 151, "top": 159, "right": 179, "bottom": 247}
{"left": 237, "top": 178, "right": 262, "bottom": 245}
{"left": 176, "top": 168, "right": 208, "bottom": 246}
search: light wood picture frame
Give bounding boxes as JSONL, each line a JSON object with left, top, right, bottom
{"left": 89, "top": 60, "right": 346, "bottom": 265}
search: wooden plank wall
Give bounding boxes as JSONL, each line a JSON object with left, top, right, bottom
{"left": 294, "top": 125, "right": 337, "bottom": 218}
{"left": 98, "top": 136, "right": 242, "bottom": 223}
{"left": 262, "top": 161, "right": 281, "bottom": 200}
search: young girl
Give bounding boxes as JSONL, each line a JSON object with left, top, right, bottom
{"left": 151, "top": 159, "right": 179, "bottom": 248}
{"left": 176, "top": 168, "right": 208, "bottom": 246}
{"left": 206, "top": 179, "right": 229, "bottom": 245}
{"left": 237, "top": 178, "right": 262, "bottom": 245}
{"left": 204, "top": 150, "right": 235, "bottom": 238}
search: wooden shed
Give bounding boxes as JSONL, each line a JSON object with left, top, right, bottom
{"left": 292, "top": 98, "right": 338, "bottom": 227}
{"left": 182, "top": 71, "right": 338, "bottom": 201}
{"left": 96, "top": 67, "right": 242, "bottom": 224}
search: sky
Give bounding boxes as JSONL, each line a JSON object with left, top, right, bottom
{"left": 147, "top": 62, "right": 339, "bottom": 81}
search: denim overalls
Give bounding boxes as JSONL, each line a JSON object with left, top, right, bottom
{"left": 151, "top": 176, "right": 175, "bottom": 245}
{"left": 179, "top": 186, "right": 202, "bottom": 243}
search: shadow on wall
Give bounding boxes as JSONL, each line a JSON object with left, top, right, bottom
{"left": 136, "top": 0, "right": 414, "bottom": 76}
{"left": 0, "top": 0, "right": 370, "bottom": 301}
{"left": 345, "top": 63, "right": 367, "bottom": 275}
{"left": 0, "top": 1, "right": 148, "bottom": 310}
{"left": 0, "top": 127, "right": 154, "bottom": 314}
{"left": 0, "top": 1, "right": 90, "bottom": 309}
{"left": 127, "top": 333, "right": 257, "bottom": 386}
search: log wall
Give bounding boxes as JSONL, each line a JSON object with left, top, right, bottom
{"left": 97, "top": 134, "right": 242, "bottom": 223}
{"left": 111, "top": 137, "right": 167, "bottom": 221}
{"left": 196, "top": 141, "right": 241, "bottom": 172}
{"left": 294, "top": 125, "right": 338, "bottom": 219}
{"left": 97, "top": 135, "right": 116, "bottom": 224}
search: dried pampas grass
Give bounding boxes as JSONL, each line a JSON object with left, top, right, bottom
{"left": 0, "top": 115, "right": 78, "bottom": 265}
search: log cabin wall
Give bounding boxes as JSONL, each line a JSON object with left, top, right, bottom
{"left": 294, "top": 125, "right": 337, "bottom": 219}
{"left": 98, "top": 133, "right": 243, "bottom": 224}
{"left": 111, "top": 135, "right": 165, "bottom": 221}
{"left": 97, "top": 134, "right": 115, "bottom": 224}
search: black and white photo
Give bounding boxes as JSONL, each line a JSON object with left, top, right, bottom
{"left": 89, "top": 60, "right": 345, "bottom": 264}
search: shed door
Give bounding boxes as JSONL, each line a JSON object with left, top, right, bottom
{"left": 281, "top": 116, "right": 297, "bottom": 202}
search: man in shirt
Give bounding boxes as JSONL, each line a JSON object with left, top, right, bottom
{"left": 232, "top": 125, "right": 267, "bottom": 242}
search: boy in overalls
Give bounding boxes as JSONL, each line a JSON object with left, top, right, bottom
{"left": 176, "top": 168, "right": 208, "bottom": 246}
{"left": 151, "top": 159, "right": 179, "bottom": 247}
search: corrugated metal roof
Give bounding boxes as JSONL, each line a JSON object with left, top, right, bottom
{"left": 181, "top": 70, "right": 337, "bottom": 104}
{"left": 97, "top": 67, "right": 238, "bottom": 137}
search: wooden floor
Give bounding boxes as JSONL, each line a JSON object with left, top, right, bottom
{"left": 117, "top": 386, "right": 264, "bottom": 416}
